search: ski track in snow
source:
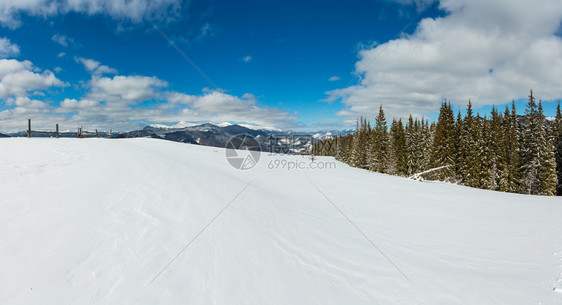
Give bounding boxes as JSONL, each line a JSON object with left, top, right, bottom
{"left": 0, "top": 138, "right": 562, "bottom": 305}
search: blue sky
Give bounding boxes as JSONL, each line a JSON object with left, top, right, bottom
{"left": 0, "top": 0, "right": 561, "bottom": 132}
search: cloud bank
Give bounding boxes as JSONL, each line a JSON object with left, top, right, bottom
{"left": 334, "top": 0, "right": 562, "bottom": 124}
{"left": 0, "top": 55, "right": 296, "bottom": 132}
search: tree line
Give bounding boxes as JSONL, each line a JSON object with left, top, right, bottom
{"left": 312, "top": 90, "right": 562, "bottom": 196}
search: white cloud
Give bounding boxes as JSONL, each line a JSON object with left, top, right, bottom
{"left": 1, "top": 83, "right": 296, "bottom": 132}
{"left": 58, "top": 98, "right": 100, "bottom": 111}
{"left": 88, "top": 74, "right": 168, "bottom": 103}
{"left": 54, "top": 66, "right": 62, "bottom": 73}
{"left": 51, "top": 34, "right": 77, "bottom": 47}
{"left": 57, "top": 52, "right": 66, "bottom": 58}
{"left": 243, "top": 55, "right": 252, "bottom": 63}
{"left": 328, "top": 76, "right": 340, "bottom": 82}
{"left": 5, "top": 96, "right": 47, "bottom": 108}
{"left": 158, "top": 90, "right": 296, "bottom": 128}
{"left": 0, "top": 53, "right": 296, "bottom": 132}
{"left": 333, "top": 0, "right": 562, "bottom": 124}
{"left": 13, "top": 88, "right": 295, "bottom": 132}
{"left": 0, "top": 37, "right": 19, "bottom": 58}
{"left": 0, "top": 59, "right": 65, "bottom": 98}
{"left": 0, "top": 58, "right": 66, "bottom": 131}
{"left": 0, "top": 0, "right": 182, "bottom": 29}
{"left": 75, "top": 57, "right": 117, "bottom": 75}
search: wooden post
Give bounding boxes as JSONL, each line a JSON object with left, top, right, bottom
{"left": 110, "top": 130, "right": 112, "bottom": 139}
{"left": 56, "top": 124, "right": 59, "bottom": 138}
{"left": 78, "top": 127, "right": 80, "bottom": 138}
{"left": 27, "top": 119, "right": 31, "bottom": 138}
{"left": 95, "top": 129, "right": 99, "bottom": 138}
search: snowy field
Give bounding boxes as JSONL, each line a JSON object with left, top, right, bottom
{"left": 1, "top": 137, "right": 561, "bottom": 305}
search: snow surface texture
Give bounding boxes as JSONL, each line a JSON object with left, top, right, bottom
{"left": 1, "top": 138, "right": 561, "bottom": 305}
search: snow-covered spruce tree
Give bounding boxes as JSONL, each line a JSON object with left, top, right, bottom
{"left": 429, "top": 102, "right": 457, "bottom": 181}
{"left": 459, "top": 113, "right": 487, "bottom": 189}
{"left": 335, "top": 134, "right": 351, "bottom": 161}
{"left": 339, "top": 134, "right": 354, "bottom": 164}
{"left": 521, "top": 91, "right": 557, "bottom": 195}
{"left": 498, "top": 103, "right": 523, "bottom": 193}
{"left": 537, "top": 101, "right": 558, "bottom": 195}
{"left": 389, "top": 119, "right": 407, "bottom": 176}
{"left": 521, "top": 91, "right": 540, "bottom": 194}
{"left": 349, "top": 117, "right": 370, "bottom": 169}
{"left": 459, "top": 100, "right": 475, "bottom": 185}
{"left": 512, "top": 102, "right": 525, "bottom": 193}
{"left": 422, "top": 119, "right": 433, "bottom": 172}
{"left": 405, "top": 116, "right": 414, "bottom": 174}
{"left": 552, "top": 102, "right": 562, "bottom": 195}
{"left": 405, "top": 116, "right": 420, "bottom": 175}
{"left": 387, "top": 119, "right": 398, "bottom": 175}
{"left": 349, "top": 119, "right": 362, "bottom": 168}
{"left": 369, "top": 106, "right": 389, "bottom": 173}
{"left": 334, "top": 136, "right": 343, "bottom": 160}
{"left": 487, "top": 107, "right": 504, "bottom": 190}
{"left": 454, "top": 111, "right": 464, "bottom": 181}
{"left": 363, "top": 119, "right": 372, "bottom": 169}
{"left": 476, "top": 114, "right": 491, "bottom": 189}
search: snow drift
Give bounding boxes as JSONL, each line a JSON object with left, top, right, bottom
{"left": 0, "top": 138, "right": 561, "bottom": 304}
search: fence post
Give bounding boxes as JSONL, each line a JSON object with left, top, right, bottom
{"left": 95, "top": 129, "right": 99, "bottom": 138}
{"left": 56, "top": 124, "right": 59, "bottom": 138}
{"left": 27, "top": 119, "right": 31, "bottom": 138}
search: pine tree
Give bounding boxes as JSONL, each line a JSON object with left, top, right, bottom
{"left": 537, "top": 101, "right": 557, "bottom": 195}
{"left": 349, "top": 119, "right": 362, "bottom": 168}
{"left": 460, "top": 100, "right": 477, "bottom": 186}
{"left": 369, "top": 106, "right": 389, "bottom": 173}
{"left": 422, "top": 119, "right": 433, "bottom": 172}
{"left": 341, "top": 134, "right": 354, "bottom": 164}
{"left": 430, "top": 101, "right": 457, "bottom": 181}
{"left": 521, "top": 91, "right": 557, "bottom": 195}
{"left": 498, "top": 103, "right": 522, "bottom": 193}
{"left": 405, "top": 115, "right": 425, "bottom": 175}
{"left": 552, "top": 102, "right": 562, "bottom": 195}
{"left": 389, "top": 119, "right": 407, "bottom": 176}
{"left": 347, "top": 117, "right": 369, "bottom": 168}
{"left": 454, "top": 111, "right": 464, "bottom": 182}
{"left": 357, "top": 118, "right": 370, "bottom": 169}
{"left": 487, "top": 106, "right": 503, "bottom": 190}
{"left": 475, "top": 114, "right": 490, "bottom": 188}
{"left": 521, "top": 91, "right": 540, "bottom": 194}
{"left": 335, "top": 135, "right": 343, "bottom": 161}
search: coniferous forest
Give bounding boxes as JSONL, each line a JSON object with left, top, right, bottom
{"left": 312, "top": 90, "right": 562, "bottom": 196}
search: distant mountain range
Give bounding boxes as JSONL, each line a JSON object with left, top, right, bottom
{"left": 121, "top": 123, "right": 350, "bottom": 154}
{"left": 3, "top": 122, "right": 351, "bottom": 154}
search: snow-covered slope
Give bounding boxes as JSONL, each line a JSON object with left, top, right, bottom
{"left": 1, "top": 138, "right": 561, "bottom": 305}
